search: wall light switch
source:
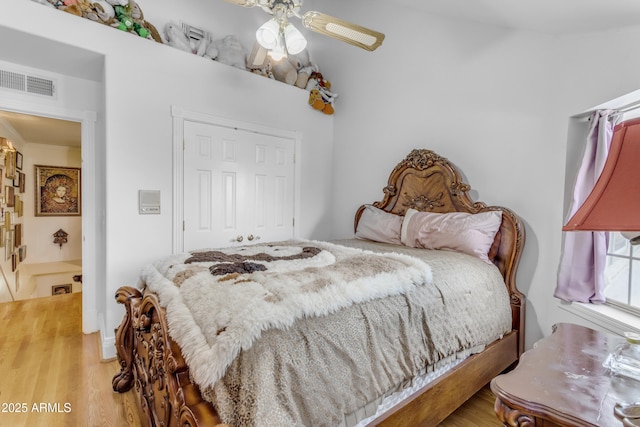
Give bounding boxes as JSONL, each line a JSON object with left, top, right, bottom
{"left": 139, "top": 190, "right": 161, "bottom": 214}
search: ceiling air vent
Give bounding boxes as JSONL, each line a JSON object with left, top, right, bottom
{"left": 0, "top": 69, "right": 26, "bottom": 92}
{"left": 26, "top": 75, "right": 55, "bottom": 97}
{"left": 0, "top": 68, "right": 56, "bottom": 98}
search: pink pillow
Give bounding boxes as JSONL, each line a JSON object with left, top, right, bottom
{"left": 355, "top": 205, "right": 403, "bottom": 245}
{"left": 400, "top": 209, "right": 502, "bottom": 263}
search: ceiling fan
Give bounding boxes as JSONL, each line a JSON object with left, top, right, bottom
{"left": 222, "top": 0, "right": 385, "bottom": 58}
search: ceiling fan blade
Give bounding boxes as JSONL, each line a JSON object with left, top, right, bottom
{"left": 221, "top": 0, "right": 256, "bottom": 7}
{"left": 301, "top": 11, "right": 384, "bottom": 51}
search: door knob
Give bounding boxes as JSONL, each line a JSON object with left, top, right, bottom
{"left": 248, "top": 234, "right": 260, "bottom": 241}
{"left": 235, "top": 235, "right": 243, "bottom": 242}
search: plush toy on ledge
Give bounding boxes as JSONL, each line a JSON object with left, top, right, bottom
{"left": 32, "top": 0, "right": 162, "bottom": 43}
{"left": 164, "top": 22, "right": 193, "bottom": 53}
{"left": 212, "top": 35, "right": 247, "bottom": 70}
{"left": 307, "top": 72, "right": 337, "bottom": 115}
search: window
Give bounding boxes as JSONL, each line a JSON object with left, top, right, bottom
{"left": 604, "top": 232, "right": 640, "bottom": 314}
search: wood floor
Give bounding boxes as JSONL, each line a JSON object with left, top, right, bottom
{"left": 0, "top": 293, "right": 501, "bottom": 426}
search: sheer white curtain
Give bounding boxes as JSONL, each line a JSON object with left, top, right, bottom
{"left": 555, "top": 109, "right": 621, "bottom": 303}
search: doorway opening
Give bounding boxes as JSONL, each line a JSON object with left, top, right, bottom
{"left": 0, "top": 110, "right": 82, "bottom": 303}
{"left": 0, "top": 105, "right": 99, "bottom": 334}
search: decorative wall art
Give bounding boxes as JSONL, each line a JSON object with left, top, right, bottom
{"left": 35, "top": 165, "right": 81, "bottom": 216}
{"left": 6, "top": 229, "right": 13, "bottom": 261}
{"left": 14, "top": 223, "right": 21, "bottom": 248}
{"left": 52, "top": 284, "right": 72, "bottom": 295}
{"left": 15, "top": 151, "right": 22, "bottom": 170}
{"left": 5, "top": 186, "right": 14, "bottom": 207}
{"left": 18, "top": 171, "right": 25, "bottom": 193}
{"left": 15, "top": 196, "right": 22, "bottom": 217}
{"left": 4, "top": 150, "right": 16, "bottom": 180}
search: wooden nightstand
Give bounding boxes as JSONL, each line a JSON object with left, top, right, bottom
{"left": 491, "top": 323, "right": 639, "bottom": 426}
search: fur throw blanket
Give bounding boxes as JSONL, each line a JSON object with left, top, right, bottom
{"left": 139, "top": 240, "right": 433, "bottom": 389}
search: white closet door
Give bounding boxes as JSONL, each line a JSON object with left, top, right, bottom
{"left": 183, "top": 121, "right": 295, "bottom": 250}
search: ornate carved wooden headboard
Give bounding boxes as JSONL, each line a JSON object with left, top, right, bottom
{"left": 354, "top": 149, "right": 526, "bottom": 350}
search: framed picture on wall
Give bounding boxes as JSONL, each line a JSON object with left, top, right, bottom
{"left": 15, "top": 196, "right": 22, "bottom": 217}
{"left": 5, "top": 151, "right": 16, "bottom": 180}
{"left": 5, "top": 229, "right": 13, "bottom": 261}
{"left": 18, "top": 172, "right": 25, "bottom": 193}
{"left": 52, "top": 284, "right": 72, "bottom": 295}
{"left": 5, "top": 186, "right": 13, "bottom": 207}
{"left": 14, "top": 223, "right": 21, "bottom": 248}
{"left": 35, "top": 165, "right": 81, "bottom": 217}
{"left": 16, "top": 151, "right": 22, "bottom": 170}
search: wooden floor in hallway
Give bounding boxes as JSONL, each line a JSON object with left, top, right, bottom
{"left": 0, "top": 292, "right": 501, "bottom": 426}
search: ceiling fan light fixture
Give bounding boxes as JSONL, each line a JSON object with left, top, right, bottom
{"left": 256, "top": 18, "right": 280, "bottom": 49}
{"left": 268, "top": 31, "right": 288, "bottom": 61}
{"left": 283, "top": 22, "right": 307, "bottom": 55}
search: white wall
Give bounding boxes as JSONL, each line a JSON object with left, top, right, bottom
{"left": 0, "top": 0, "right": 334, "bottom": 356}
{"left": 314, "top": 0, "right": 561, "bottom": 348}
{"left": 314, "top": 0, "right": 640, "bottom": 348}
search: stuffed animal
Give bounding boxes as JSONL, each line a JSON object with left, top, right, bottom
{"left": 30, "top": 0, "right": 57, "bottom": 8}
{"left": 111, "top": 4, "right": 133, "bottom": 31}
{"left": 195, "top": 38, "right": 219, "bottom": 60}
{"left": 92, "top": 0, "right": 116, "bottom": 25}
{"left": 270, "top": 57, "right": 298, "bottom": 85}
{"left": 129, "top": 0, "right": 162, "bottom": 42}
{"left": 307, "top": 72, "right": 337, "bottom": 115}
{"left": 268, "top": 50, "right": 316, "bottom": 87}
{"left": 288, "top": 49, "right": 316, "bottom": 89}
{"left": 213, "top": 35, "right": 246, "bottom": 69}
{"left": 164, "top": 22, "right": 192, "bottom": 53}
{"left": 212, "top": 35, "right": 246, "bottom": 70}
{"left": 61, "top": 0, "right": 99, "bottom": 21}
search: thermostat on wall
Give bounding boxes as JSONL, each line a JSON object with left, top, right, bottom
{"left": 139, "top": 190, "right": 161, "bottom": 214}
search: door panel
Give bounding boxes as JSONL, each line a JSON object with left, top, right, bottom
{"left": 183, "top": 121, "right": 295, "bottom": 250}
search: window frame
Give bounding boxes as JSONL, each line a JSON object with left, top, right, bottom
{"left": 604, "top": 231, "right": 640, "bottom": 316}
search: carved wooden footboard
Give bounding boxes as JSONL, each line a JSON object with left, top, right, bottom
{"left": 112, "top": 286, "right": 223, "bottom": 427}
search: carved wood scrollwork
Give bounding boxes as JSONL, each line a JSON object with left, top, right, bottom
{"left": 451, "top": 181, "right": 471, "bottom": 198}
{"left": 402, "top": 149, "right": 447, "bottom": 170}
{"left": 494, "top": 398, "right": 537, "bottom": 426}
{"left": 382, "top": 185, "right": 397, "bottom": 197}
{"left": 114, "top": 286, "right": 225, "bottom": 427}
{"left": 112, "top": 286, "right": 142, "bottom": 393}
{"left": 403, "top": 192, "right": 445, "bottom": 211}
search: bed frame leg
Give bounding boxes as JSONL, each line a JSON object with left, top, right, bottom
{"left": 112, "top": 286, "right": 142, "bottom": 393}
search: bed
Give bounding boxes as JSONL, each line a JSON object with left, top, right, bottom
{"left": 112, "top": 148, "right": 526, "bottom": 427}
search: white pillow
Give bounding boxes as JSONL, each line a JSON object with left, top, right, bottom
{"left": 401, "top": 209, "right": 502, "bottom": 263}
{"left": 355, "top": 205, "right": 403, "bottom": 245}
